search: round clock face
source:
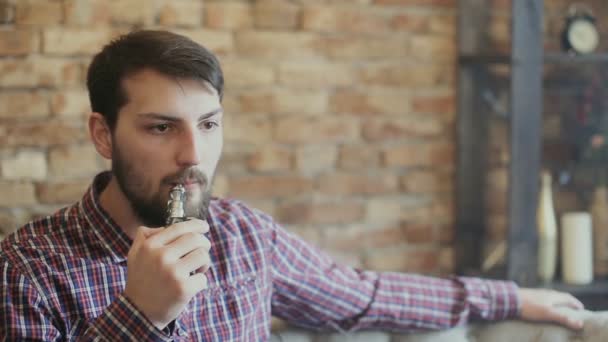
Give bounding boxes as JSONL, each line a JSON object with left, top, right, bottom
{"left": 567, "top": 19, "right": 599, "bottom": 54}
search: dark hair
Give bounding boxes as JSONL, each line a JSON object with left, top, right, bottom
{"left": 86, "top": 30, "right": 224, "bottom": 131}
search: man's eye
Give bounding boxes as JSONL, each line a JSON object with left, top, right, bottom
{"left": 152, "top": 124, "right": 170, "bottom": 133}
{"left": 201, "top": 121, "right": 219, "bottom": 130}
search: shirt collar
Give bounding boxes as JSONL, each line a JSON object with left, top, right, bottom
{"left": 78, "top": 171, "right": 132, "bottom": 263}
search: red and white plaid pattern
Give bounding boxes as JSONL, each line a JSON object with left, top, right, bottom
{"left": 0, "top": 172, "right": 520, "bottom": 341}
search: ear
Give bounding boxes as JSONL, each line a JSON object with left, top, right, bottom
{"left": 89, "top": 112, "right": 113, "bottom": 160}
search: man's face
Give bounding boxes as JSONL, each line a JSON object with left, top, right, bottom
{"left": 111, "top": 69, "right": 223, "bottom": 227}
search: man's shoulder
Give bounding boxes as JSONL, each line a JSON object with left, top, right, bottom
{"left": 1, "top": 204, "right": 81, "bottom": 261}
{"left": 208, "top": 197, "right": 277, "bottom": 231}
{"left": 210, "top": 197, "right": 272, "bottom": 220}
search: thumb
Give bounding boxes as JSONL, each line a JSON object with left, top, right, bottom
{"left": 130, "top": 226, "right": 156, "bottom": 251}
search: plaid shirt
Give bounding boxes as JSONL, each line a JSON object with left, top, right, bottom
{"left": 1, "top": 172, "right": 520, "bottom": 341}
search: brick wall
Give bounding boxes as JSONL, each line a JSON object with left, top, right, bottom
{"left": 0, "top": 0, "right": 457, "bottom": 276}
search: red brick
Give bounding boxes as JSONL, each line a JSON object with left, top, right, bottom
{"left": 323, "top": 35, "right": 408, "bottom": 59}
{"left": 157, "top": 1, "right": 203, "bottom": 27}
{"left": 238, "top": 89, "right": 327, "bottom": 116}
{"left": 359, "top": 63, "right": 453, "bottom": 87}
{"left": 1, "top": 150, "right": 47, "bottom": 180}
{"left": 36, "top": 180, "right": 90, "bottom": 204}
{"left": 317, "top": 172, "right": 398, "bottom": 195}
{"left": 439, "top": 246, "right": 455, "bottom": 273}
{"left": 0, "top": 58, "right": 82, "bottom": 87}
{"left": 212, "top": 174, "right": 229, "bottom": 198}
{"left": 404, "top": 223, "right": 437, "bottom": 243}
{"left": 321, "top": 223, "right": 402, "bottom": 252}
{"left": 63, "top": 0, "right": 111, "bottom": 26}
{"left": 0, "top": 210, "right": 30, "bottom": 235}
{"left": 254, "top": 0, "right": 299, "bottom": 30}
{"left": 51, "top": 90, "right": 90, "bottom": 117}
{"left": 108, "top": 0, "right": 154, "bottom": 26}
{"left": 0, "top": 91, "right": 49, "bottom": 119}
{"left": 224, "top": 115, "right": 273, "bottom": 144}
{"left": 0, "top": 120, "right": 86, "bottom": 147}
{"left": 401, "top": 170, "right": 453, "bottom": 194}
{"left": 390, "top": 12, "right": 455, "bottom": 35}
{"left": 217, "top": 145, "right": 253, "bottom": 174}
{"left": 364, "top": 247, "right": 440, "bottom": 273}
{"left": 373, "top": 0, "right": 455, "bottom": 7}
{"left": 275, "top": 116, "right": 359, "bottom": 144}
{"left": 338, "top": 145, "right": 380, "bottom": 170}
{"left": 382, "top": 142, "right": 454, "bottom": 167}
{"left": 362, "top": 117, "right": 443, "bottom": 142}
{"left": 0, "top": 29, "right": 38, "bottom": 55}
{"left": 247, "top": 145, "right": 292, "bottom": 172}
{"left": 236, "top": 31, "right": 320, "bottom": 59}
{"left": 49, "top": 144, "right": 101, "bottom": 179}
{"left": 278, "top": 62, "right": 355, "bottom": 88}
{"left": 330, "top": 89, "right": 410, "bottom": 116}
{"left": 431, "top": 196, "right": 454, "bottom": 225}
{"left": 16, "top": 0, "right": 63, "bottom": 25}
{"left": 0, "top": 182, "right": 36, "bottom": 206}
{"left": 365, "top": 196, "right": 428, "bottom": 223}
{"left": 42, "top": 28, "right": 113, "bottom": 55}
{"left": 222, "top": 59, "right": 275, "bottom": 88}
{"left": 205, "top": 2, "right": 252, "bottom": 30}
{"left": 228, "top": 175, "right": 314, "bottom": 199}
{"left": 174, "top": 29, "right": 234, "bottom": 56}
{"left": 409, "top": 34, "right": 456, "bottom": 62}
{"left": 278, "top": 200, "right": 364, "bottom": 224}
{"left": 301, "top": 6, "right": 390, "bottom": 34}
{"left": 295, "top": 144, "right": 338, "bottom": 174}
{"left": 411, "top": 94, "right": 455, "bottom": 114}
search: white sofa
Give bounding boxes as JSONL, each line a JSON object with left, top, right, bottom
{"left": 271, "top": 309, "right": 608, "bottom": 342}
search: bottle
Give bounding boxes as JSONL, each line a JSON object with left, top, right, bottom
{"left": 537, "top": 171, "right": 558, "bottom": 283}
{"left": 591, "top": 186, "right": 608, "bottom": 277}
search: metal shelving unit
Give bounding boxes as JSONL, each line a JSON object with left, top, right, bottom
{"left": 456, "top": 0, "right": 608, "bottom": 308}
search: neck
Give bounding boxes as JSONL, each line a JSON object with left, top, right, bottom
{"left": 99, "top": 176, "right": 143, "bottom": 239}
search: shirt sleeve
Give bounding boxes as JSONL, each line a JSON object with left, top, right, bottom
{"left": 269, "top": 224, "right": 521, "bottom": 333}
{"left": 1, "top": 260, "right": 172, "bottom": 342}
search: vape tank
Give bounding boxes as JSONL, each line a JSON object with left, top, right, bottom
{"left": 166, "top": 184, "right": 187, "bottom": 225}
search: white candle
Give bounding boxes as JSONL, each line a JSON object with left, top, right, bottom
{"left": 561, "top": 212, "right": 593, "bottom": 284}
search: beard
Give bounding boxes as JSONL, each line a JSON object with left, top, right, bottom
{"left": 111, "top": 144, "right": 212, "bottom": 228}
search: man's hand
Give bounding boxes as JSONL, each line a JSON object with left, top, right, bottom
{"left": 518, "top": 288, "right": 585, "bottom": 330}
{"left": 124, "top": 219, "right": 211, "bottom": 330}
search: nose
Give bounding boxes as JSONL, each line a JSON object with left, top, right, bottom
{"left": 176, "top": 126, "right": 202, "bottom": 167}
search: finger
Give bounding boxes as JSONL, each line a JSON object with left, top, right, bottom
{"left": 557, "top": 294, "right": 584, "bottom": 310}
{"left": 177, "top": 248, "right": 210, "bottom": 276}
{"left": 148, "top": 219, "right": 209, "bottom": 246}
{"left": 166, "top": 233, "right": 211, "bottom": 261}
{"left": 545, "top": 308, "right": 584, "bottom": 330}
{"left": 184, "top": 272, "right": 208, "bottom": 295}
{"left": 130, "top": 226, "right": 150, "bottom": 253}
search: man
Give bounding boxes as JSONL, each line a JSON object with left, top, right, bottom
{"left": 0, "top": 30, "right": 584, "bottom": 341}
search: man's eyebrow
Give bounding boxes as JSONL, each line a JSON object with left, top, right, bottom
{"left": 197, "top": 108, "right": 223, "bottom": 122}
{"left": 136, "top": 108, "right": 223, "bottom": 122}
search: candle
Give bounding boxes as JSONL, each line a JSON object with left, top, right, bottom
{"left": 561, "top": 212, "right": 593, "bottom": 285}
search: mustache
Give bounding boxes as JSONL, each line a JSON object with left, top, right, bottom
{"left": 163, "top": 168, "right": 208, "bottom": 186}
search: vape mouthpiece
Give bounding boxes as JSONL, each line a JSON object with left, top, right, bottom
{"left": 166, "top": 184, "right": 186, "bottom": 225}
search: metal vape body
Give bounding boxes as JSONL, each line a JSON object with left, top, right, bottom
{"left": 166, "top": 184, "right": 187, "bottom": 225}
